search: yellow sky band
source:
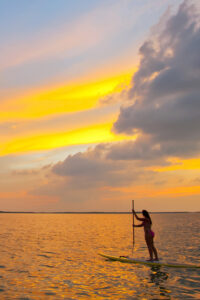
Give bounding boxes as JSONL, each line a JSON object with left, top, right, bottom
{"left": 0, "top": 72, "right": 132, "bottom": 122}
{"left": 0, "top": 122, "right": 134, "bottom": 156}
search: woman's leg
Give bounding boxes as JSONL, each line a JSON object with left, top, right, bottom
{"left": 152, "top": 243, "right": 159, "bottom": 260}
{"left": 145, "top": 237, "right": 153, "bottom": 260}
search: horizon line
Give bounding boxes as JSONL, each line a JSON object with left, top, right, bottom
{"left": 0, "top": 211, "right": 199, "bottom": 214}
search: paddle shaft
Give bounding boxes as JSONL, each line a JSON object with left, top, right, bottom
{"left": 132, "top": 200, "right": 135, "bottom": 249}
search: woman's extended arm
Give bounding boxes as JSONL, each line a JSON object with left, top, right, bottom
{"left": 132, "top": 210, "right": 145, "bottom": 221}
{"left": 133, "top": 222, "right": 144, "bottom": 227}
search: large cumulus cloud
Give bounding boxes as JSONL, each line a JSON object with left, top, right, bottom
{"left": 29, "top": 1, "right": 200, "bottom": 211}
{"left": 50, "top": 0, "right": 200, "bottom": 198}
{"left": 114, "top": 0, "right": 200, "bottom": 159}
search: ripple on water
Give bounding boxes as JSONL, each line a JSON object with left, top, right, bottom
{"left": 37, "top": 254, "right": 51, "bottom": 258}
{"left": 40, "top": 264, "right": 55, "bottom": 268}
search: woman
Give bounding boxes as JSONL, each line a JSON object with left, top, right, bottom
{"left": 132, "top": 209, "right": 159, "bottom": 261}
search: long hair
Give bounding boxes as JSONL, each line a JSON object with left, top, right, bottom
{"left": 142, "top": 210, "right": 152, "bottom": 225}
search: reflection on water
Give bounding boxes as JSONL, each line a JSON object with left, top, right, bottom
{"left": 0, "top": 213, "right": 199, "bottom": 299}
{"left": 150, "top": 266, "right": 170, "bottom": 298}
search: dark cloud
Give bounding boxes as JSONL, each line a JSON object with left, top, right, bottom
{"left": 114, "top": 0, "right": 200, "bottom": 159}
{"left": 105, "top": 136, "right": 166, "bottom": 163}
{"left": 53, "top": 151, "right": 114, "bottom": 178}
{"left": 52, "top": 146, "right": 150, "bottom": 189}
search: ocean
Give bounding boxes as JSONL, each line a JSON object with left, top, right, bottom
{"left": 0, "top": 213, "right": 199, "bottom": 299}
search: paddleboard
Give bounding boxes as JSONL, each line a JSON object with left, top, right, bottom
{"left": 99, "top": 253, "right": 200, "bottom": 269}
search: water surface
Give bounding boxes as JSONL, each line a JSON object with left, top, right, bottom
{"left": 0, "top": 213, "right": 199, "bottom": 299}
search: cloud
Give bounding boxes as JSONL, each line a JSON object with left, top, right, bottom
{"left": 113, "top": 0, "right": 200, "bottom": 159}
{"left": 52, "top": 146, "right": 142, "bottom": 188}
{"left": 105, "top": 136, "right": 167, "bottom": 165}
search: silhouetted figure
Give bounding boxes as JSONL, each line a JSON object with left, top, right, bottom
{"left": 132, "top": 209, "right": 159, "bottom": 261}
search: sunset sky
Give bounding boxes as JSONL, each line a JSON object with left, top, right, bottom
{"left": 0, "top": 0, "right": 200, "bottom": 212}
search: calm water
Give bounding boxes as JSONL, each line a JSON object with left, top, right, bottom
{"left": 0, "top": 213, "right": 199, "bottom": 299}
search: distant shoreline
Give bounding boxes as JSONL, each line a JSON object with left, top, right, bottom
{"left": 0, "top": 211, "right": 199, "bottom": 214}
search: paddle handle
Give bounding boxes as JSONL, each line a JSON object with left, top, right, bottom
{"left": 132, "top": 200, "right": 135, "bottom": 249}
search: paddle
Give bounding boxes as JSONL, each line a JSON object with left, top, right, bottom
{"left": 132, "top": 200, "right": 135, "bottom": 252}
{"left": 120, "top": 199, "right": 135, "bottom": 259}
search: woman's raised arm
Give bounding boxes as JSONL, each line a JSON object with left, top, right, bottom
{"left": 132, "top": 210, "right": 145, "bottom": 221}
